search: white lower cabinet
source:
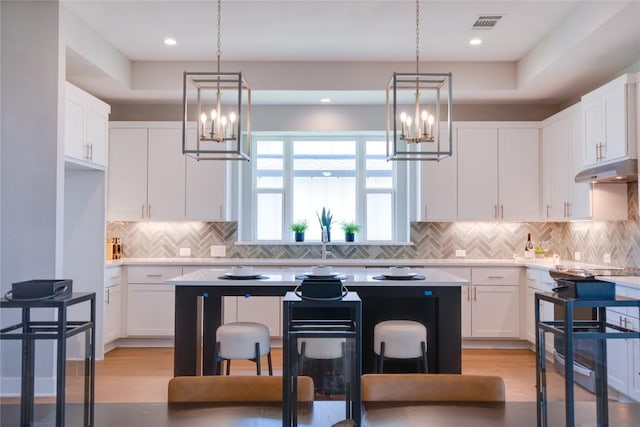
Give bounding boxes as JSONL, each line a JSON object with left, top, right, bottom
{"left": 463, "top": 267, "right": 520, "bottom": 338}
{"left": 104, "top": 266, "right": 122, "bottom": 345}
{"left": 126, "top": 266, "right": 181, "bottom": 336}
{"left": 524, "top": 269, "right": 555, "bottom": 352}
{"left": 607, "top": 285, "right": 640, "bottom": 401}
{"left": 180, "top": 266, "right": 281, "bottom": 337}
{"left": 236, "top": 296, "right": 281, "bottom": 337}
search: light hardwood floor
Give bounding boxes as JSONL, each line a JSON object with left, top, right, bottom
{"left": 80, "top": 347, "right": 594, "bottom": 403}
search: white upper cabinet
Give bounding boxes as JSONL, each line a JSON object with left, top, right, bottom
{"left": 419, "top": 127, "right": 457, "bottom": 220}
{"left": 185, "top": 133, "right": 227, "bottom": 220}
{"left": 108, "top": 122, "right": 226, "bottom": 221}
{"left": 541, "top": 104, "right": 592, "bottom": 220}
{"left": 581, "top": 73, "right": 637, "bottom": 167}
{"left": 541, "top": 103, "right": 629, "bottom": 221}
{"left": 457, "top": 125, "right": 540, "bottom": 220}
{"left": 64, "top": 82, "right": 110, "bottom": 169}
{"left": 498, "top": 128, "right": 540, "bottom": 220}
{"left": 147, "top": 128, "right": 187, "bottom": 220}
{"left": 457, "top": 128, "right": 498, "bottom": 220}
{"left": 107, "top": 128, "right": 148, "bottom": 220}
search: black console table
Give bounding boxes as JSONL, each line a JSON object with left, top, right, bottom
{"left": 535, "top": 291, "right": 640, "bottom": 427}
{"left": 282, "top": 291, "right": 362, "bottom": 427}
{"left": 0, "top": 292, "right": 96, "bottom": 427}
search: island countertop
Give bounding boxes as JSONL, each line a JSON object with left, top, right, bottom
{"left": 166, "top": 267, "right": 470, "bottom": 287}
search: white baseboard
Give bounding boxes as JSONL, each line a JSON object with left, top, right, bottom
{"left": 462, "top": 339, "right": 531, "bottom": 349}
{"left": 0, "top": 376, "right": 57, "bottom": 397}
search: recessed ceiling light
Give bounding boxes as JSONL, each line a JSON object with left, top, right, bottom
{"left": 469, "top": 38, "right": 482, "bottom": 46}
{"left": 164, "top": 38, "right": 177, "bottom": 46}
{"left": 320, "top": 98, "right": 331, "bottom": 103}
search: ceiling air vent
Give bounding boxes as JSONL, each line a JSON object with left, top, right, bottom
{"left": 472, "top": 15, "right": 504, "bottom": 30}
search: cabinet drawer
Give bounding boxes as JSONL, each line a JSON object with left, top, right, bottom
{"left": 472, "top": 267, "right": 521, "bottom": 285}
{"left": 537, "top": 271, "right": 556, "bottom": 292}
{"left": 104, "top": 266, "right": 122, "bottom": 287}
{"left": 127, "top": 266, "right": 183, "bottom": 284}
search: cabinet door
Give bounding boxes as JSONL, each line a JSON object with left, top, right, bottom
{"left": 107, "top": 128, "right": 148, "bottom": 220}
{"left": 471, "top": 285, "right": 520, "bottom": 338}
{"left": 85, "top": 98, "right": 109, "bottom": 167}
{"left": 127, "top": 284, "right": 175, "bottom": 336}
{"left": 236, "top": 296, "right": 281, "bottom": 337}
{"left": 602, "top": 84, "right": 627, "bottom": 161}
{"left": 64, "top": 86, "right": 86, "bottom": 161}
{"left": 498, "top": 128, "right": 540, "bottom": 220}
{"left": 461, "top": 286, "right": 472, "bottom": 338}
{"left": 185, "top": 126, "right": 226, "bottom": 220}
{"left": 104, "top": 284, "right": 122, "bottom": 344}
{"left": 542, "top": 119, "right": 571, "bottom": 219}
{"left": 606, "top": 309, "right": 629, "bottom": 394}
{"left": 457, "top": 128, "right": 498, "bottom": 220}
{"left": 147, "top": 128, "right": 186, "bottom": 220}
{"left": 626, "top": 287, "right": 640, "bottom": 401}
{"left": 420, "top": 127, "right": 457, "bottom": 220}
{"left": 582, "top": 98, "right": 601, "bottom": 165}
{"left": 570, "top": 110, "right": 592, "bottom": 219}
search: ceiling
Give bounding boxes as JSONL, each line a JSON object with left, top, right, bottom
{"left": 62, "top": 0, "right": 640, "bottom": 106}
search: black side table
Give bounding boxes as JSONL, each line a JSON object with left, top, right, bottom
{"left": 0, "top": 292, "right": 96, "bottom": 427}
{"left": 535, "top": 291, "right": 640, "bottom": 427}
{"left": 282, "top": 291, "right": 362, "bottom": 427}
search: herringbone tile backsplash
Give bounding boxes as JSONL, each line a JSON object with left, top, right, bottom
{"left": 107, "top": 184, "right": 640, "bottom": 268}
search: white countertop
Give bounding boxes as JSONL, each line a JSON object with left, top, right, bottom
{"left": 111, "top": 257, "right": 562, "bottom": 269}
{"left": 166, "top": 267, "right": 470, "bottom": 287}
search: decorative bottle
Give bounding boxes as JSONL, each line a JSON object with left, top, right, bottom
{"left": 525, "top": 233, "right": 534, "bottom": 257}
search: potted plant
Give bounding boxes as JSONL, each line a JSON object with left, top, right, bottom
{"left": 289, "top": 220, "right": 308, "bottom": 242}
{"left": 316, "top": 207, "right": 334, "bottom": 242}
{"left": 342, "top": 221, "right": 360, "bottom": 242}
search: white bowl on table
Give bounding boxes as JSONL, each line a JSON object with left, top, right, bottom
{"left": 387, "top": 266, "right": 412, "bottom": 277}
{"left": 311, "top": 265, "right": 332, "bottom": 276}
{"left": 231, "top": 266, "right": 254, "bottom": 277}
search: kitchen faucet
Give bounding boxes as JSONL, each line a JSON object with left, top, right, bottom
{"left": 321, "top": 226, "right": 332, "bottom": 261}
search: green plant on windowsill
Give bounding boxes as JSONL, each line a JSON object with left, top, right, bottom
{"left": 289, "top": 220, "right": 308, "bottom": 242}
{"left": 342, "top": 221, "right": 360, "bottom": 242}
{"left": 289, "top": 220, "right": 309, "bottom": 233}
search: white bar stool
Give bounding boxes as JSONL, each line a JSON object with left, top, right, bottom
{"left": 298, "top": 338, "right": 346, "bottom": 395}
{"left": 214, "top": 322, "right": 273, "bottom": 375}
{"left": 373, "top": 320, "right": 428, "bottom": 373}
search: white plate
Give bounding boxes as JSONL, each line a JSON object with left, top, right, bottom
{"left": 382, "top": 273, "right": 417, "bottom": 279}
{"left": 224, "top": 272, "right": 261, "bottom": 278}
{"left": 302, "top": 273, "right": 341, "bottom": 279}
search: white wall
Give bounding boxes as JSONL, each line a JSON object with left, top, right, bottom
{"left": 1, "top": 0, "right": 64, "bottom": 394}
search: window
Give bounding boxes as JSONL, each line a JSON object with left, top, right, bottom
{"left": 247, "top": 133, "right": 399, "bottom": 242}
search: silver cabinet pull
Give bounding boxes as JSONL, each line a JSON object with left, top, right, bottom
{"left": 494, "top": 205, "right": 498, "bottom": 219}
{"left": 146, "top": 274, "right": 163, "bottom": 278}
{"left": 500, "top": 205, "right": 504, "bottom": 219}
{"left": 488, "top": 276, "right": 505, "bottom": 279}
{"left": 473, "top": 286, "right": 477, "bottom": 301}
{"left": 148, "top": 204, "right": 151, "bottom": 218}
{"left": 566, "top": 202, "right": 572, "bottom": 218}
{"left": 141, "top": 204, "right": 145, "bottom": 218}
{"left": 546, "top": 204, "right": 550, "bottom": 219}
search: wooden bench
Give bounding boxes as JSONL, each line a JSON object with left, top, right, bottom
{"left": 361, "top": 374, "right": 505, "bottom": 403}
{"left": 168, "top": 375, "right": 314, "bottom": 403}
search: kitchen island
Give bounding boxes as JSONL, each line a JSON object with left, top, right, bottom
{"left": 167, "top": 268, "right": 469, "bottom": 376}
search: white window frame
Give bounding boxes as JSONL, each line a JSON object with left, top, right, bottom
{"left": 238, "top": 131, "right": 409, "bottom": 243}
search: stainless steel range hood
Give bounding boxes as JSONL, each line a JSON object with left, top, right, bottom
{"left": 574, "top": 159, "right": 638, "bottom": 183}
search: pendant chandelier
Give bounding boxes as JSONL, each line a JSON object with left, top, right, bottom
{"left": 386, "top": 0, "right": 453, "bottom": 161}
{"left": 182, "top": 0, "right": 251, "bottom": 161}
